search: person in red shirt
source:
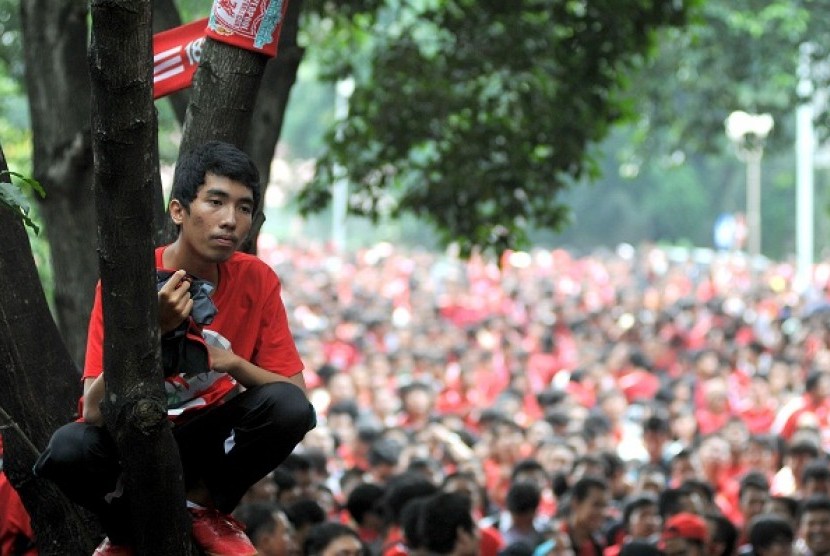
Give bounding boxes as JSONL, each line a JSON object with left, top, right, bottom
{"left": 33, "top": 142, "right": 315, "bottom": 556}
{"left": 772, "top": 371, "right": 830, "bottom": 451}
{"left": 0, "top": 458, "right": 37, "bottom": 556}
{"left": 564, "top": 476, "right": 609, "bottom": 556}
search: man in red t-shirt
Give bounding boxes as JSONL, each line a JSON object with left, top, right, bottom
{"left": 34, "top": 142, "right": 315, "bottom": 556}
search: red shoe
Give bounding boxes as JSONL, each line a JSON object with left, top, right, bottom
{"left": 92, "top": 537, "right": 134, "bottom": 556}
{"left": 189, "top": 507, "right": 257, "bottom": 556}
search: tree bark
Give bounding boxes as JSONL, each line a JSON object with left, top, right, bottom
{"left": 179, "top": 39, "right": 269, "bottom": 155}
{"left": 242, "top": 0, "right": 305, "bottom": 253}
{"left": 0, "top": 145, "right": 95, "bottom": 554}
{"left": 20, "top": 0, "right": 98, "bottom": 370}
{"left": 89, "top": 0, "right": 193, "bottom": 553}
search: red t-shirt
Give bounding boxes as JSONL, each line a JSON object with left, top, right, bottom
{"left": 83, "top": 247, "right": 303, "bottom": 417}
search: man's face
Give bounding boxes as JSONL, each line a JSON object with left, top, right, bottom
{"left": 629, "top": 504, "right": 661, "bottom": 539}
{"left": 740, "top": 487, "right": 769, "bottom": 521}
{"left": 802, "top": 509, "right": 830, "bottom": 556}
{"left": 260, "top": 510, "right": 299, "bottom": 556}
{"left": 170, "top": 173, "right": 254, "bottom": 264}
{"left": 573, "top": 487, "right": 608, "bottom": 532}
{"left": 663, "top": 538, "right": 704, "bottom": 556}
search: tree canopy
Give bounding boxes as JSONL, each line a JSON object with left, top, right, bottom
{"left": 298, "top": 0, "right": 699, "bottom": 255}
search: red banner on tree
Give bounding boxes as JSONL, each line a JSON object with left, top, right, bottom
{"left": 153, "top": 18, "right": 208, "bottom": 99}
{"left": 207, "top": 0, "right": 289, "bottom": 57}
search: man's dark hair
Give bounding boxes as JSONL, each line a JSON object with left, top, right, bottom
{"left": 346, "top": 482, "right": 385, "bottom": 524}
{"left": 739, "top": 471, "right": 770, "bottom": 499}
{"left": 232, "top": 501, "right": 282, "bottom": 545}
{"left": 680, "top": 479, "right": 715, "bottom": 504}
{"left": 368, "top": 438, "right": 402, "bottom": 467}
{"left": 380, "top": 472, "right": 438, "bottom": 526}
{"left": 419, "top": 492, "right": 475, "bottom": 555}
{"left": 770, "top": 495, "right": 800, "bottom": 521}
{"left": 304, "top": 522, "right": 362, "bottom": 556}
{"left": 805, "top": 371, "right": 824, "bottom": 393}
{"left": 643, "top": 415, "right": 671, "bottom": 434}
{"left": 799, "top": 494, "right": 830, "bottom": 521}
{"left": 802, "top": 459, "right": 830, "bottom": 485}
{"left": 571, "top": 476, "right": 607, "bottom": 503}
{"left": 510, "top": 459, "right": 546, "bottom": 482}
{"left": 400, "top": 497, "right": 430, "bottom": 550}
{"left": 747, "top": 514, "right": 794, "bottom": 553}
{"left": 272, "top": 469, "right": 297, "bottom": 494}
{"left": 706, "top": 513, "right": 738, "bottom": 556}
{"left": 658, "top": 487, "right": 690, "bottom": 519}
{"left": 328, "top": 400, "right": 360, "bottom": 422}
{"left": 506, "top": 481, "right": 541, "bottom": 514}
{"left": 285, "top": 498, "right": 326, "bottom": 530}
{"left": 622, "top": 494, "right": 658, "bottom": 528}
{"left": 171, "top": 140, "right": 261, "bottom": 212}
{"left": 787, "top": 437, "right": 820, "bottom": 458}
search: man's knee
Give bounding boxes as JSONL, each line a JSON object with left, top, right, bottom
{"left": 250, "top": 382, "right": 316, "bottom": 433}
{"left": 34, "top": 422, "right": 114, "bottom": 478}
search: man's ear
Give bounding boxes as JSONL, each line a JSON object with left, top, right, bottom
{"left": 169, "top": 199, "right": 185, "bottom": 226}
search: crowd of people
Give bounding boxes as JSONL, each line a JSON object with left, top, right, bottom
{"left": 225, "top": 240, "right": 830, "bottom": 556}
{"left": 6, "top": 239, "right": 830, "bottom": 555}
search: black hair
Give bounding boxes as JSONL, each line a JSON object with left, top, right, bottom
{"left": 619, "top": 541, "right": 664, "bottom": 556}
{"left": 171, "top": 140, "right": 261, "bottom": 212}
{"left": 680, "top": 479, "right": 715, "bottom": 504}
{"left": 643, "top": 415, "right": 671, "bottom": 434}
{"left": 380, "top": 472, "right": 438, "bottom": 526}
{"left": 800, "top": 495, "right": 830, "bottom": 520}
{"left": 571, "top": 476, "right": 607, "bottom": 504}
{"left": 622, "top": 494, "right": 658, "bottom": 527}
{"left": 805, "top": 371, "right": 824, "bottom": 393}
{"left": 304, "top": 522, "right": 362, "bottom": 556}
{"left": 346, "top": 482, "right": 385, "bottom": 525}
{"left": 747, "top": 514, "right": 794, "bottom": 552}
{"left": 400, "top": 497, "right": 429, "bottom": 550}
{"left": 739, "top": 471, "right": 770, "bottom": 499}
{"left": 658, "top": 488, "right": 690, "bottom": 520}
{"left": 770, "top": 495, "right": 800, "bottom": 520}
{"left": 706, "top": 513, "right": 738, "bottom": 556}
{"left": 419, "top": 492, "right": 475, "bottom": 555}
{"left": 285, "top": 498, "right": 326, "bottom": 530}
{"left": 328, "top": 400, "right": 360, "bottom": 422}
{"left": 510, "top": 459, "right": 546, "bottom": 482}
{"left": 368, "top": 438, "right": 402, "bottom": 467}
{"left": 272, "top": 469, "right": 297, "bottom": 493}
{"left": 506, "top": 481, "right": 541, "bottom": 514}
{"left": 802, "top": 459, "right": 830, "bottom": 485}
{"left": 232, "top": 501, "right": 282, "bottom": 545}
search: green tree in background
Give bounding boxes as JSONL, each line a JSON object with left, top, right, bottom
{"left": 299, "top": 0, "right": 698, "bottom": 255}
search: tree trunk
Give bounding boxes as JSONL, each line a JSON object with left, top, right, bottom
{"left": 20, "top": 0, "right": 98, "bottom": 370}
{"left": 179, "top": 39, "right": 268, "bottom": 155}
{"left": 242, "top": 0, "right": 305, "bottom": 253}
{"left": 89, "top": 0, "right": 193, "bottom": 553}
{"left": 0, "top": 145, "right": 95, "bottom": 554}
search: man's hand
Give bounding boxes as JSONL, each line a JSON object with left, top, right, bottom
{"left": 206, "top": 343, "right": 240, "bottom": 375}
{"left": 158, "top": 269, "right": 193, "bottom": 334}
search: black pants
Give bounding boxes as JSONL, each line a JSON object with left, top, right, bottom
{"left": 34, "top": 382, "right": 314, "bottom": 544}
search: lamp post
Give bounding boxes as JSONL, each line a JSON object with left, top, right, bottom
{"left": 725, "top": 110, "right": 774, "bottom": 261}
{"left": 331, "top": 77, "right": 355, "bottom": 252}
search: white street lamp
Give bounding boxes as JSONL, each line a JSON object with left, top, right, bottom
{"left": 724, "top": 110, "right": 774, "bottom": 261}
